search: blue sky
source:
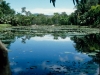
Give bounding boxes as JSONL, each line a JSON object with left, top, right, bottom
{"left": 6, "top": 0, "right": 76, "bottom": 15}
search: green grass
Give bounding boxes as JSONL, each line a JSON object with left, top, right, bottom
{"left": 0, "top": 24, "right": 11, "bottom": 31}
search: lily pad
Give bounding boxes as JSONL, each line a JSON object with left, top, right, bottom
{"left": 88, "top": 52, "right": 97, "bottom": 56}
{"left": 95, "top": 50, "right": 100, "bottom": 52}
{"left": 30, "top": 66, "right": 37, "bottom": 69}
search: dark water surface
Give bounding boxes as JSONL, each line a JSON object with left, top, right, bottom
{"left": 7, "top": 34, "right": 99, "bottom": 75}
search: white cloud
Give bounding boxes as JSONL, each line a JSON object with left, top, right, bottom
{"left": 16, "top": 8, "right": 75, "bottom": 15}
{"left": 10, "top": 61, "right": 17, "bottom": 66}
{"left": 13, "top": 67, "right": 23, "bottom": 73}
{"left": 79, "top": 73, "right": 87, "bottom": 75}
{"left": 41, "top": 62, "right": 67, "bottom": 72}
{"left": 65, "top": 52, "right": 75, "bottom": 54}
{"left": 74, "top": 56, "right": 84, "bottom": 62}
{"left": 30, "top": 35, "right": 71, "bottom": 42}
{"left": 59, "top": 55, "right": 68, "bottom": 62}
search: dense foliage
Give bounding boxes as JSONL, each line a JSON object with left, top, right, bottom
{"left": 0, "top": 0, "right": 100, "bottom": 27}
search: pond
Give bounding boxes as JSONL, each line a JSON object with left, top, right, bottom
{"left": 3, "top": 33, "right": 98, "bottom": 75}
{"left": 0, "top": 27, "right": 100, "bottom": 75}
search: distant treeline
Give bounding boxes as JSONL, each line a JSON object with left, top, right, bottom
{"left": 0, "top": 0, "right": 100, "bottom": 27}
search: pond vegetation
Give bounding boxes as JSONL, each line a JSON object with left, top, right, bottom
{"left": 0, "top": 26, "right": 100, "bottom": 75}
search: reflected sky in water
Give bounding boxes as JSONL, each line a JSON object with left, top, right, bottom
{"left": 8, "top": 34, "right": 99, "bottom": 75}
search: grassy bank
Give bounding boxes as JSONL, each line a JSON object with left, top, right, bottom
{"left": 0, "top": 24, "right": 100, "bottom": 34}
{"left": 0, "top": 24, "right": 11, "bottom": 31}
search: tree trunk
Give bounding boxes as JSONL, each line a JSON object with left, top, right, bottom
{"left": 0, "top": 41, "right": 11, "bottom": 75}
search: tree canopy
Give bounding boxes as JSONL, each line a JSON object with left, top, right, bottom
{"left": 50, "top": 0, "right": 87, "bottom": 7}
{"left": 50, "top": 0, "right": 100, "bottom": 7}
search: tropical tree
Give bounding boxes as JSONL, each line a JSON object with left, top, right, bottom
{"left": 68, "top": 13, "right": 78, "bottom": 25}
{"left": 21, "top": 7, "right": 26, "bottom": 13}
{"left": 52, "top": 13, "right": 60, "bottom": 25}
{"left": 59, "top": 12, "right": 68, "bottom": 25}
{"left": 25, "top": 11, "right": 32, "bottom": 16}
{"left": 50, "top": 0, "right": 100, "bottom": 6}
{"left": 46, "top": 17, "right": 53, "bottom": 25}
{"left": 0, "top": 1, "right": 15, "bottom": 15}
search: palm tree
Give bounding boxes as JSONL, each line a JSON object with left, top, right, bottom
{"left": 50, "top": 0, "right": 100, "bottom": 7}
{"left": 0, "top": 1, "right": 10, "bottom": 14}
{"left": 25, "top": 11, "right": 31, "bottom": 16}
{"left": 21, "top": 7, "right": 26, "bottom": 13}
{"left": 50, "top": 0, "right": 81, "bottom": 7}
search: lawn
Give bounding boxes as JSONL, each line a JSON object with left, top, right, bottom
{"left": 0, "top": 24, "right": 11, "bottom": 31}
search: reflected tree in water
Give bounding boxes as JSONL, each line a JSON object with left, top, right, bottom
{"left": 71, "top": 33, "right": 100, "bottom": 75}
{"left": 71, "top": 33, "right": 100, "bottom": 52}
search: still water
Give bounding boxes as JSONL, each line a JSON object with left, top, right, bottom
{"left": 7, "top": 34, "right": 99, "bottom": 75}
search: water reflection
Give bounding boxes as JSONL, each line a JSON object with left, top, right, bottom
{"left": 71, "top": 33, "right": 100, "bottom": 75}
{"left": 0, "top": 32, "right": 100, "bottom": 75}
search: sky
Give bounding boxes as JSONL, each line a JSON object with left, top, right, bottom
{"left": 6, "top": 0, "right": 76, "bottom": 15}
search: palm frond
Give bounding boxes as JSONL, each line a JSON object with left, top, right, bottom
{"left": 50, "top": 0, "right": 56, "bottom": 7}
{"left": 73, "top": 0, "right": 75, "bottom": 5}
